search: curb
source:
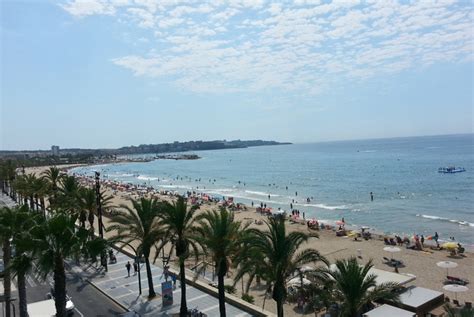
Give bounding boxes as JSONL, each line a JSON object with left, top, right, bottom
{"left": 86, "top": 276, "right": 131, "bottom": 313}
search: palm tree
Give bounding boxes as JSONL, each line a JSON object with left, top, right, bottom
{"left": 239, "top": 217, "right": 328, "bottom": 317}
{"left": 56, "top": 175, "right": 80, "bottom": 214}
{"left": 31, "top": 212, "right": 107, "bottom": 317}
{"left": 158, "top": 196, "right": 199, "bottom": 316}
{"left": 108, "top": 198, "right": 164, "bottom": 298}
{"left": 0, "top": 160, "right": 17, "bottom": 197}
{"left": 194, "top": 208, "right": 249, "bottom": 317}
{"left": 232, "top": 239, "right": 267, "bottom": 295}
{"left": 8, "top": 209, "right": 40, "bottom": 317}
{"left": 78, "top": 187, "right": 113, "bottom": 231}
{"left": 322, "top": 257, "right": 400, "bottom": 317}
{"left": 0, "top": 205, "right": 32, "bottom": 317}
{"left": 42, "top": 166, "right": 63, "bottom": 207}
{"left": 23, "top": 174, "right": 39, "bottom": 210}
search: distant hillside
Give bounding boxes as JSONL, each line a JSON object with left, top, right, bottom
{"left": 0, "top": 139, "right": 292, "bottom": 158}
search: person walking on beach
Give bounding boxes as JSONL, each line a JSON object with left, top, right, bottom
{"left": 126, "top": 261, "right": 131, "bottom": 277}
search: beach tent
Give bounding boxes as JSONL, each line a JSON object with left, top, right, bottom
{"left": 363, "top": 304, "right": 415, "bottom": 317}
{"left": 329, "top": 264, "right": 416, "bottom": 286}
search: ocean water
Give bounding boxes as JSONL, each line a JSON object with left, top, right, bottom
{"left": 71, "top": 134, "right": 474, "bottom": 245}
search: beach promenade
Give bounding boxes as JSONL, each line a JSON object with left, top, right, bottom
{"left": 66, "top": 250, "right": 255, "bottom": 317}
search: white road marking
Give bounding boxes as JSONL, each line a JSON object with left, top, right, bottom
{"left": 200, "top": 304, "right": 219, "bottom": 313}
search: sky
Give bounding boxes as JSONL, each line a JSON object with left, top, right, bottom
{"left": 1, "top": 0, "right": 473, "bottom": 150}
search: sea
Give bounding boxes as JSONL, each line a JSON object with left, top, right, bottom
{"left": 70, "top": 134, "right": 474, "bottom": 246}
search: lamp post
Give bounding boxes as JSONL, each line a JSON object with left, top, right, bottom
{"left": 95, "top": 171, "right": 107, "bottom": 272}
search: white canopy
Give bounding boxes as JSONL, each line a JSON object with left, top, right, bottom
{"left": 329, "top": 264, "right": 416, "bottom": 286}
{"left": 363, "top": 304, "right": 415, "bottom": 317}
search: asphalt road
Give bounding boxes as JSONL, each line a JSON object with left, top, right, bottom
{"left": 9, "top": 267, "right": 127, "bottom": 317}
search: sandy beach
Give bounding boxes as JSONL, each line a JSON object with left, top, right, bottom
{"left": 25, "top": 165, "right": 474, "bottom": 316}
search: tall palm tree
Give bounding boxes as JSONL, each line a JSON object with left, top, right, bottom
{"left": 0, "top": 205, "right": 32, "bottom": 317}
{"left": 8, "top": 209, "right": 40, "bottom": 317}
{"left": 12, "top": 175, "right": 28, "bottom": 205}
{"left": 32, "top": 177, "right": 49, "bottom": 215}
{"left": 31, "top": 212, "right": 107, "bottom": 317}
{"left": 78, "top": 187, "right": 113, "bottom": 231}
{"left": 194, "top": 208, "right": 249, "bottom": 317}
{"left": 0, "top": 160, "right": 17, "bottom": 197}
{"left": 42, "top": 166, "right": 63, "bottom": 207}
{"left": 56, "top": 175, "right": 80, "bottom": 214}
{"left": 239, "top": 217, "right": 328, "bottom": 317}
{"left": 23, "top": 174, "right": 39, "bottom": 210}
{"left": 322, "top": 257, "right": 400, "bottom": 317}
{"left": 108, "top": 198, "right": 164, "bottom": 298}
{"left": 232, "top": 240, "right": 267, "bottom": 295}
{"left": 158, "top": 196, "right": 199, "bottom": 316}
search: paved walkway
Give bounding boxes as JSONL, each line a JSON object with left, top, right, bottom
{"left": 1, "top": 193, "right": 255, "bottom": 316}
{"left": 67, "top": 251, "right": 253, "bottom": 316}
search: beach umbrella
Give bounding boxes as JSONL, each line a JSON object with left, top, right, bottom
{"left": 298, "top": 265, "right": 314, "bottom": 273}
{"left": 443, "top": 284, "right": 469, "bottom": 300}
{"left": 288, "top": 277, "right": 311, "bottom": 287}
{"left": 383, "top": 246, "right": 401, "bottom": 260}
{"left": 442, "top": 242, "right": 457, "bottom": 250}
{"left": 347, "top": 231, "right": 358, "bottom": 238}
{"left": 437, "top": 261, "right": 458, "bottom": 277}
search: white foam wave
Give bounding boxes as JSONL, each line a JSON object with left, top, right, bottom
{"left": 118, "top": 173, "right": 134, "bottom": 177}
{"left": 417, "top": 214, "right": 474, "bottom": 227}
{"left": 296, "top": 203, "right": 347, "bottom": 210}
{"left": 360, "top": 150, "right": 377, "bottom": 153}
{"left": 137, "top": 175, "right": 158, "bottom": 181}
{"left": 159, "top": 184, "right": 192, "bottom": 190}
{"left": 245, "top": 190, "right": 280, "bottom": 197}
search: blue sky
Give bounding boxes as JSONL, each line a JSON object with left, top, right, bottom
{"left": 1, "top": 0, "right": 473, "bottom": 150}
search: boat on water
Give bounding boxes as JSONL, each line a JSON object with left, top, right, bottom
{"left": 438, "top": 166, "right": 466, "bottom": 173}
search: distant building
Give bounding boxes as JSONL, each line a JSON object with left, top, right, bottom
{"left": 51, "top": 145, "right": 60, "bottom": 156}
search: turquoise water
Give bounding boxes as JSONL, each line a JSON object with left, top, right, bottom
{"left": 71, "top": 134, "right": 474, "bottom": 245}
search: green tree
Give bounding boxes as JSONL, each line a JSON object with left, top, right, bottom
{"left": 31, "top": 212, "right": 107, "bottom": 317}
{"left": 158, "top": 196, "right": 199, "bottom": 316}
{"left": 194, "top": 208, "right": 249, "bottom": 317}
{"left": 322, "top": 257, "right": 400, "bottom": 317}
{"left": 240, "top": 217, "right": 328, "bottom": 317}
{"left": 78, "top": 187, "right": 113, "bottom": 231}
{"left": 0, "top": 205, "right": 30, "bottom": 317}
{"left": 108, "top": 198, "right": 164, "bottom": 298}
{"left": 9, "top": 208, "right": 40, "bottom": 317}
{"left": 41, "top": 166, "right": 63, "bottom": 207}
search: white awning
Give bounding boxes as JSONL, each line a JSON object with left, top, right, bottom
{"left": 364, "top": 304, "right": 415, "bottom": 317}
{"left": 329, "top": 264, "right": 416, "bottom": 286}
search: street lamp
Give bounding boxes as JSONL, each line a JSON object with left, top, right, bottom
{"left": 95, "top": 171, "right": 107, "bottom": 272}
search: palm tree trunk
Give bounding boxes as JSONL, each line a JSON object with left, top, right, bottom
{"left": 179, "top": 260, "right": 188, "bottom": 316}
{"left": 53, "top": 255, "right": 67, "bottom": 317}
{"left": 277, "top": 299, "right": 284, "bottom": 317}
{"left": 144, "top": 256, "right": 156, "bottom": 298}
{"left": 217, "top": 272, "right": 227, "bottom": 317}
{"left": 29, "top": 195, "right": 34, "bottom": 210}
{"left": 18, "top": 272, "right": 28, "bottom": 317}
{"left": 2, "top": 238, "right": 11, "bottom": 317}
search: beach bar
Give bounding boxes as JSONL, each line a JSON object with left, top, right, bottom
{"left": 363, "top": 304, "right": 415, "bottom": 317}
{"left": 329, "top": 264, "right": 416, "bottom": 286}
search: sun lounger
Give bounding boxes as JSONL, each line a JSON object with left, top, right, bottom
{"left": 446, "top": 275, "right": 469, "bottom": 285}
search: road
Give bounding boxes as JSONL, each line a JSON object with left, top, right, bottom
{"left": 5, "top": 267, "right": 127, "bottom": 317}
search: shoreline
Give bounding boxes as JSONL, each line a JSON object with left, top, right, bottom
{"left": 67, "top": 162, "right": 474, "bottom": 249}
{"left": 24, "top": 164, "right": 474, "bottom": 315}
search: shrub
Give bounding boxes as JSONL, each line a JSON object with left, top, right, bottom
{"left": 241, "top": 293, "right": 254, "bottom": 304}
{"left": 224, "top": 284, "right": 236, "bottom": 294}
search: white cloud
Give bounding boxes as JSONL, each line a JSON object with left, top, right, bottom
{"left": 61, "top": 0, "right": 474, "bottom": 93}
{"left": 61, "top": 0, "right": 117, "bottom": 17}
